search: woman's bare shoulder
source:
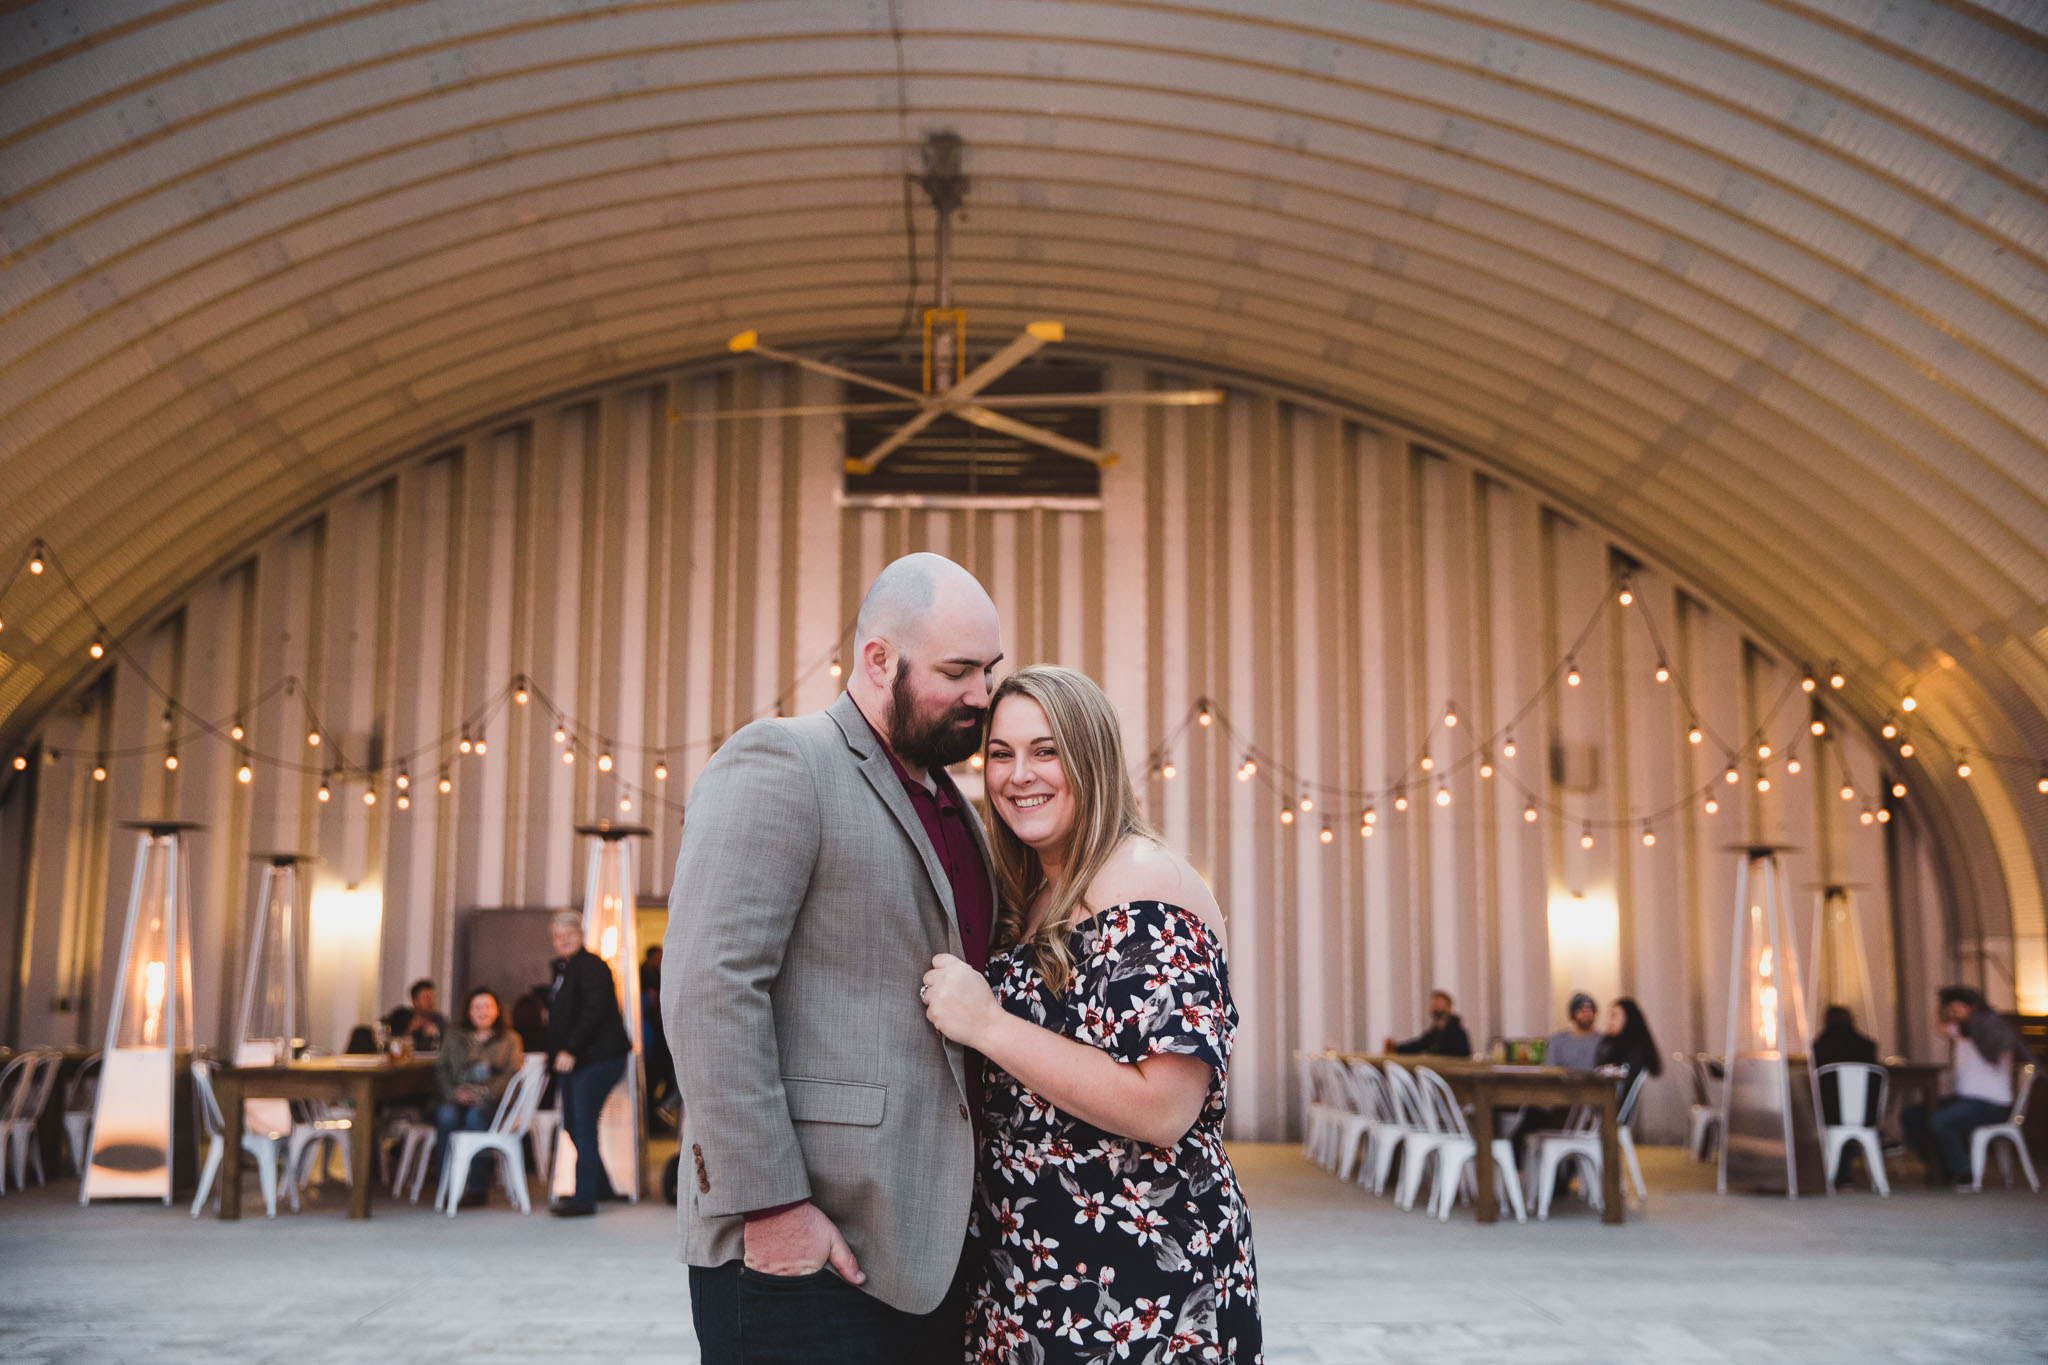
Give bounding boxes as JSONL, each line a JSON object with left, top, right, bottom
{"left": 1085, "top": 839, "right": 1225, "bottom": 941}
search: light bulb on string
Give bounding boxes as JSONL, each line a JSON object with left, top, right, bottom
{"left": 1899, "top": 742, "right": 1914, "bottom": 758}
{"left": 89, "top": 639, "right": 104, "bottom": 659}
{"left": 1723, "top": 764, "right": 1739, "bottom": 785}
{"left": 396, "top": 794, "right": 410, "bottom": 811}
{"left": 473, "top": 738, "right": 487, "bottom": 757}
{"left": 28, "top": 547, "right": 44, "bottom": 575}
{"left": 1688, "top": 723, "right": 1703, "bottom": 745}
{"left": 655, "top": 756, "right": 669, "bottom": 782}
{"left": 1617, "top": 582, "right": 1634, "bottom": 607}
{"left": 1394, "top": 794, "right": 1410, "bottom": 812}
{"left": 2038, "top": 767, "right": 2048, "bottom": 796}
{"left": 363, "top": 788, "right": 376, "bottom": 807}
{"left": 458, "top": 732, "right": 473, "bottom": 755}
{"left": 1859, "top": 808, "right": 1875, "bottom": 826}
{"left": 1419, "top": 755, "right": 1435, "bottom": 772}
{"left": 1435, "top": 785, "right": 1451, "bottom": 807}
{"left": 597, "top": 751, "right": 614, "bottom": 773}
{"left": 1565, "top": 658, "right": 1582, "bottom": 687}
{"left": 1580, "top": 825, "right": 1595, "bottom": 850}
{"left": 1877, "top": 808, "right": 1891, "bottom": 823}
{"left": 513, "top": 680, "right": 529, "bottom": 706}
{"left": 562, "top": 744, "right": 576, "bottom": 766}
{"left": 1957, "top": 761, "right": 1971, "bottom": 779}
{"left": 307, "top": 730, "right": 321, "bottom": 748}
{"left": 1704, "top": 796, "right": 1719, "bottom": 814}
{"left": 1279, "top": 807, "right": 1294, "bottom": 825}
{"left": 1800, "top": 672, "right": 1817, "bottom": 694}
{"left": 1197, "top": 705, "right": 1213, "bottom": 728}
{"left": 1810, "top": 718, "right": 1826, "bottom": 737}
{"left": 10, "top": 755, "right": 25, "bottom": 771}
{"left": 92, "top": 762, "right": 108, "bottom": 782}
{"left": 1893, "top": 781, "right": 1907, "bottom": 798}
{"left": 162, "top": 705, "right": 174, "bottom": 731}
{"left": 1299, "top": 794, "right": 1314, "bottom": 812}
{"left": 1756, "top": 775, "right": 1771, "bottom": 793}
{"left": 230, "top": 720, "right": 245, "bottom": 742}
{"left": 620, "top": 796, "right": 633, "bottom": 813}
{"left": 236, "top": 757, "right": 252, "bottom": 784}
{"left": 1840, "top": 783, "right": 1856, "bottom": 802}
{"left": 1901, "top": 693, "right": 1917, "bottom": 712}
{"left": 1881, "top": 722, "right": 1898, "bottom": 739}
{"left": 969, "top": 753, "right": 984, "bottom": 771}
{"left": 1641, "top": 824, "right": 1656, "bottom": 848}
{"left": 1479, "top": 756, "right": 1494, "bottom": 779}
{"left": 1502, "top": 735, "right": 1517, "bottom": 758}
{"left": 1757, "top": 743, "right": 1771, "bottom": 760}
{"left": 1654, "top": 659, "right": 1670, "bottom": 684}
{"left": 395, "top": 770, "right": 410, "bottom": 791}
{"left": 1360, "top": 817, "right": 1374, "bottom": 839}
{"left": 1318, "top": 824, "right": 1334, "bottom": 845}
{"left": 1236, "top": 756, "right": 1257, "bottom": 781}
{"left": 1829, "top": 669, "right": 1845, "bottom": 689}
{"left": 554, "top": 723, "right": 568, "bottom": 745}
{"left": 164, "top": 751, "right": 178, "bottom": 772}
{"left": 1443, "top": 704, "right": 1459, "bottom": 728}
{"left": 1786, "top": 757, "right": 1801, "bottom": 775}
{"left": 828, "top": 658, "right": 843, "bottom": 680}
{"left": 1523, "top": 802, "right": 1539, "bottom": 823}
{"left": 1363, "top": 807, "right": 1378, "bottom": 827}
{"left": 1161, "top": 761, "right": 1177, "bottom": 780}
{"left": 317, "top": 778, "right": 331, "bottom": 803}
{"left": 438, "top": 771, "right": 452, "bottom": 795}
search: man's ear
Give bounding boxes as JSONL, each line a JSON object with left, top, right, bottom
{"left": 860, "top": 636, "right": 894, "bottom": 686}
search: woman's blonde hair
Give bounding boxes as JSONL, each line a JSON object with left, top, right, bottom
{"left": 985, "top": 665, "right": 1157, "bottom": 994}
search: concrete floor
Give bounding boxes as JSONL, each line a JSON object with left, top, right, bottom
{"left": 2, "top": 1144, "right": 2044, "bottom": 1364}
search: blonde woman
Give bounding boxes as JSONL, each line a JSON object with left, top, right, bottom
{"left": 922, "top": 666, "right": 1262, "bottom": 1364}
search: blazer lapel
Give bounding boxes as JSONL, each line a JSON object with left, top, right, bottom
{"left": 830, "top": 694, "right": 965, "bottom": 956}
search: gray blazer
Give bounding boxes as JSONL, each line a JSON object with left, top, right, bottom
{"left": 662, "top": 691, "right": 994, "bottom": 1314}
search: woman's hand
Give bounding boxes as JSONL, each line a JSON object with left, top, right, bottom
{"left": 922, "top": 953, "right": 1001, "bottom": 1050}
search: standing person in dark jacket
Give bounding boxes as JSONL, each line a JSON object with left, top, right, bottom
{"left": 1385, "top": 989, "right": 1473, "bottom": 1057}
{"left": 546, "top": 910, "right": 632, "bottom": 1216}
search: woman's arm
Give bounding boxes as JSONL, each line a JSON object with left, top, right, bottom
{"left": 922, "top": 955, "right": 1210, "bottom": 1149}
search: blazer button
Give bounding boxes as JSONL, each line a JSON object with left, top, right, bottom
{"left": 958, "top": 1104, "right": 970, "bottom": 1121}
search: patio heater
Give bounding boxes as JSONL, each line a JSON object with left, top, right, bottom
{"left": 1717, "top": 844, "right": 1825, "bottom": 1197}
{"left": 231, "top": 854, "right": 311, "bottom": 1139}
{"left": 553, "top": 822, "right": 650, "bottom": 1203}
{"left": 81, "top": 821, "right": 202, "bottom": 1205}
{"left": 1808, "top": 883, "right": 1878, "bottom": 1038}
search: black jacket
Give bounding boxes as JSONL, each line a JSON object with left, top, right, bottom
{"left": 1394, "top": 1014, "right": 1473, "bottom": 1058}
{"left": 548, "top": 948, "right": 631, "bottom": 1066}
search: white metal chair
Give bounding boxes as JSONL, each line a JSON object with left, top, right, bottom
{"left": 0, "top": 1049, "right": 65, "bottom": 1193}
{"left": 288, "top": 1099, "right": 355, "bottom": 1193}
{"left": 1384, "top": 1063, "right": 1456, "bottom": 1211}
{"left": 1411, "top": 1066, "right": 1526, "bottom": 1223}
{"left": 1816, "top": 1061, "right": 1890, "bottom": 1195}
{"left": 435, "top": 1056, "right": 547, "bottom": 1216}
{"left": 1339, "top": 1059, "right": 1399, "bottom": 1190}
{"left": 1969, "top": 1063, "right": 2040, "bottom": 1194}
{"left": 1685, "top": 1053, "right": 1723, "bottom": 1162}
{"left": 190, "top": 1058, "right": 297, "bottom": 1218}
{"left": 390, "top": 1115, "right": 439, "bottom": 1199}
{"left": 1299, "top": 1051, "right": 1344, "bottom": 1168}
{"left": 1530, "top": 1069, "right": 1650, "bottom": 1219}
{"left": 60, "top": 1051, "right": 103, "bottom": 1176}
{"left": 1317, "top": 1055, "right": 1372, "bottom": 1179}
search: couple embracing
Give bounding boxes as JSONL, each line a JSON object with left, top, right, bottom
{"left": 663, "top": 553, "right": 1263, "bottom": 1364}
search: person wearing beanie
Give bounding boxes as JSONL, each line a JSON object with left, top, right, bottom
{"left": 1545, "top": 992, "right": 1603, "bottom": 1072}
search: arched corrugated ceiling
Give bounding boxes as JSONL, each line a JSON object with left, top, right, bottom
{"left": 2, "top": 0, "right": 2046, "bottom": 959}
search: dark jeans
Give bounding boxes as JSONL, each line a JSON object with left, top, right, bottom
{"left": 560, "top": 1054, "right": 627, "bottom": 1208}
{"left": 433, "top": 1101, "right": 492, "bottom": 1196}
{"left": 690, "top": 1246, "right": 969, "bottom": 1365}
{"left": 1902, "top": 1094, "right": 2009, "bottom": 1181}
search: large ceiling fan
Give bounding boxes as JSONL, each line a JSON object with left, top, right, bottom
{"left": 708, "top": 131, "right": 1224, "bottom": 474}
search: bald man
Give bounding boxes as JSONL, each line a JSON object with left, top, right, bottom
{"left": 665, "top": 553, "right": 1003, "bottom": 1364}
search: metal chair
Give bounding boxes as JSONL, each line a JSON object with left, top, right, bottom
{"left": 1529, "top": 1069, "right": 1650, "bottom": 1219}
{"left": 0, "top": 1049, "right": 66, "bottom": 1193}
{"left": 436, "top": 1056, "right": 547, "bottom": 1215}
{"left": 190, "top": 1058, "right": 297, "bottom": 1218}
{"left": 1411, "top": 1065, "right": 1526, "bottom": 1223}
{"left": 1968, "top": 1063, "right": 2040, "bottom": 1194}
{"left": 1686, "top": 1053, "right": 1724, "bottom": 1162}
{"left": 60, "top": 1051, "right": 103, "bottom": 1177}
{"left": 1816, "top": 1061, "right": 1890, "bottom": 1195}
{"left": 1383, "top": 1063, "right": 1455, "bottom": 1211}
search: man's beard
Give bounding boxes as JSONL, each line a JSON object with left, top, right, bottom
{"left": 889, "top": 661, "right": 986, "bottom": 771}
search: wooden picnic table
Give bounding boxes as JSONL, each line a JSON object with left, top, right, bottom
{"left": 212, "top": 1056, "right": 437, "bottom": 1219}
{"left": 1349, "top": 1054, "right": 1626, "bottom": 1225}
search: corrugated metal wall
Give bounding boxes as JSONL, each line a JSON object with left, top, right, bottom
{"left": 1, "top": 358, "right": 1927, "bottom": 1141}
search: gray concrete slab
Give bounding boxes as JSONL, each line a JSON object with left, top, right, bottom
{"left": 2, "top": 1145, "right": 2044, "bottom": 1363}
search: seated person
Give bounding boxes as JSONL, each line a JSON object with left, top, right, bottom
{"left": 1903, "top": 986, "right": 2029, "bottom": 1189}
{"left": 403, "top": 978, "right": 447, "bottom": 1053}
{"left": 434, "top": 987, "right": 525, "bottom": 1206}
{"left": 1813, "top": 1004, "right": 1881, "bottom": 1127}
{"left": 1384, "top": 989, "right": 1473, "bottom": 1057}
{"left": 1545, "top": 992, "right": 1603, "bottom": 1071}
{"left": 1595, "top": 997, "right": 1663, "bottom": 1088}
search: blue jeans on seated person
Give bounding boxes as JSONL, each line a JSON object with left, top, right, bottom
{"left": 435, "top": 1101, "right": 493, "bottom": 1196}
{"left": 1902, "top": 1094, "right": 2009, "bottom": 1182}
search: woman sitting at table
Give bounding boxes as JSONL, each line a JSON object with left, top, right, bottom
{"left": 434, "top": 987, "right": 523, "bottom": 1206}
{"left": 1595, "top": 997, "right": 1663, "bottom": 1087}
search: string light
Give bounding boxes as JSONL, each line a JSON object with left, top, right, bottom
{"left": 395, "top": 770, "right": 410, "bottom": 791}
{"left": 1899, "top": 741, "right": 1914, "bottom": 757}
{"left": 1786, "top": 756, "right": 1801, "bottom": 775}
{"left": 458, "top": 732, "right": 473, "bottom": 755}
{"left": 1478, "top": 756, "right": 1494, "bottom": 779}
{"left": 1723, "top": 764, "right": 1739, "bottom": 785}
{"left": 1236, "top": 756, "right": 1256, "bottom": 781}
{"left": 1881, "top": 722, "right": 1898, "bottom": 739}
{"left": 1299, "top": 794, "right": 1314, "bottom": 812}
{"left": 1617, "top": 582, "right": 1634, "bottom": 607}
{"left": 1654, "top": 659, "right": 1670, "bottom": 684}
{"left": 1443, "top": 704, "right": 1459, "bottom": 728}
{"left": 1877, "top": 808, "right": 1891, "bottom": 823}
{"left": 1800, "top": 672, "right": 1817, "bottom": 694}
{"left": 1956, "top": 761, "right": 1971, "bottom": 779}
{"left": 597, "top": 752, "right": 614, "bottom": 773}
{"left": 1756, "top": 775, "right": 1771, "bottom": 792}
{"left": 1359, "top": 816, "right": 1374, "bottom": 838}
{"left": 655, "top": 756, "right": 668, "bottom": 782}
{"left": 1901, "top": 693, "right": 1917, "bottom": 712}
{"left": 89, "top": 639, "right": 104, "bottom": 659}
{"left": 562, "top": 744, "right": 576, "bottom": 765}
{"left": 1859, "top": 808, "right": 1875, "bottom": 826}
{"left": 1419, "top": 755, "right": 1435, "bottom": 772}
{"left": 10, "top": 755, "right": 24, "bottom": 771}
{"left": 1580, "top": 824, "right": 1595, "bottom": 849}
{"left": 969, "top": 753, "right": 984, "bottom": 770}
{"left": 230, "top": 720, "right": 245, "bottom": 742}
{"left": 1840, "top": 784, "right": 1856, "bottom": 802}
{"left": 513, "top": 679, "right": 529, "bottom": 705}
{"left": 1523, "top": 802, "right": 1539, "bottom": 823}
{"left": 1809, "top": 718, "right": 1826, "bottom": 737}
{"left": 363, "top": 789, "right": 376, "bottom": 807}
{"left": 1434, "top": 785, "right": 1451, "bottom": 807}
{"left": 1197, "top": 705, "right": 1213, "bottom": 728}
{"left": 1703, "top": 796, "right": 1719, "bottom": 814}
{"left": 1318, "top": 824, "right": 1334, "bottom": 845}
{"left": 92, "top": 762, "right": 107, "bottom": 782}
{"left": 307, "top": 730, "right": 321, "bottom": 748}
{"left": 619, "top": 796, "right": 633, "bottom": 813}
{"left": 1757, "top": 743, "right": 1771, "bottom": 760}
{"left": 317, "top": 778, "right": 331, "bottom": 802}
{"left": 1279, "top": 807, "right": 1294, "bottom": 825}
{"left": 1688, "top": 722, "right": 1703, "bottom": 745}
{"left": 1641, "top": 824, "right": 1656, "bottom": 847}
{"left": 1160, "top": 761, "right": 1176, "bottom": 780}
{"left": 28, "top": 547, "right": 44, "bottom": 574}
{"left": 553, "top": 724, "right": 568, "bottom": 745}
{"left": 162, "top": 705, "right": 174, "bottom": 731}
{"left": 828, "top": 658, "right": 843, "bottom": 679}
{"left": 1393, "top": 794, "right": 1410, "bottom": 812}
{"left": 472, "top": 737, "right": 487, "bottom": 757}
{"left": 438, "top": 771, "right": 452, "bottom": 795}
{"left": 236, "top": 757, "right": 252, "bottom": 784}
{"left": 1362, "top": 807, "right": 1378, "bottom": 826}
{"left": 397, "top": 794, "right": 410, "bottom": 810}
{"left": 1565, "top": 658, "right": 1582, "bottom": 687}
{"left": 2038, "top": 767, "right": 2048, "bottom": 796}
{"left": 1893, "top": 781, "right": 1907, "bottom": 798}
{"left": 1502, "top": 735, "right": 1517, "bottom": 758}
{"left": 1829, "top": 669, "right": 1845, "bottom": 689}
{"left": 164, "top": 751, "right": 178, "bottom": 771}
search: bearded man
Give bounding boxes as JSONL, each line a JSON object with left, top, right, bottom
{"left": 664, "top": 552, "right": 1003, "bottom": 1363}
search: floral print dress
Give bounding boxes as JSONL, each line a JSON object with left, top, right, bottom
{"left": 966, "top": 901, "right": 1262, "bottom": 1365}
